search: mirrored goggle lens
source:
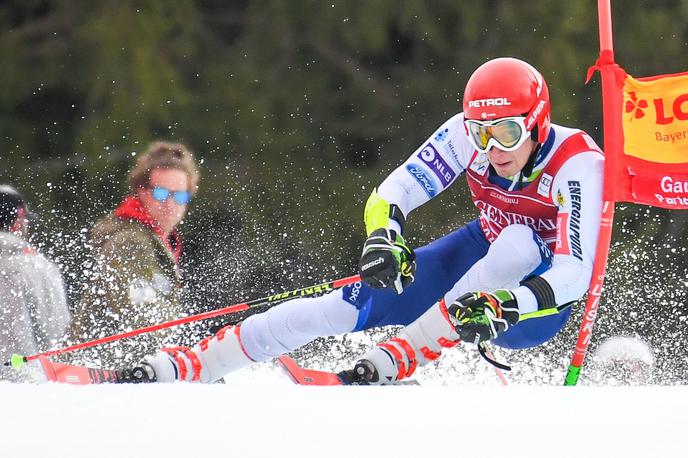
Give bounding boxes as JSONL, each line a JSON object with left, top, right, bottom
{"left": 467, "top": 119, "right": 525, "bottom": 151}
{"left": 151, "top": 187, "right": 191, "bottom": 204}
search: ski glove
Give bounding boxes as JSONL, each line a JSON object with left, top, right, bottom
{"left": 358, "top": 228, "right": 416, "bottom": 294}
{"left": 447, "top": 290, "right": 520, "bottom": 344}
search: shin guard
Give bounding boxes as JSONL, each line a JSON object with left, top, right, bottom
{"left": 146, "top": 325, "right": 254, "bottom": 383}
{"left": 359, "top": 300, "right": 460, "bottom": 384}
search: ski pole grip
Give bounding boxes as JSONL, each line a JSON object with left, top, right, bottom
{"left": 6, "top": 354, "right": 26, "bottom": 369}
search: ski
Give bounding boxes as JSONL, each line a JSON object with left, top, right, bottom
{"left": 38, "top": 356, "right": 123, "bottom": 385}
{"left": 277, "top": 356, "right": 344, "bottom": 385}
{"left": 276, "top": 356, "right": 421, "bottom": 386}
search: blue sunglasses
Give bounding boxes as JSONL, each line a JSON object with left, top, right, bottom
{"left": 150, "top": 186, "right": 192, "bottom": 205}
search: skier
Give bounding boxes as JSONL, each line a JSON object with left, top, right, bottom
{"left": 122, "top": 57, "right": 604, "bottom": 384}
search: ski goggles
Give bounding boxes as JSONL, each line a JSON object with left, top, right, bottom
{"left": 150, "top": 186, "right": 192, "bottom": 205}
{"left": 464, "top": 116, "right": 531, "bottom": 152}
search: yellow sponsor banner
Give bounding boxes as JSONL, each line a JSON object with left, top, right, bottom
{"left": 622, "top": 72, "right": 688, "bottom": 164}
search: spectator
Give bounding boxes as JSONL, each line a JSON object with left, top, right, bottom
{"left": 63, "top": 141, "right": 200, "bottom": 367}
{"left": 0, "top": 185, "right": 70, "bottom": 382}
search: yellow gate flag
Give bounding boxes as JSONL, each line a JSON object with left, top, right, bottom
{"left": 623, "top": 72, "right": 688, "bottom": 164}
{"left": 614, "top": 70, "right": 688, "bottom": 209}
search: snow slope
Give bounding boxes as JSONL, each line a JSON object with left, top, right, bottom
{"left": 2, "top": 363, "right": 685, "bottom": 458}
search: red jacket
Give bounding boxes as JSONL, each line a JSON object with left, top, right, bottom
{"left": 114, "top": 195, "right": 183, "bottom": 265}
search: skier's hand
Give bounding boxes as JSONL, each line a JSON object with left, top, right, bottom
{"left": 358, "top": 228, "right": 415, "bottom": 294}
{"left": 447, "top": 290, "right": 520, "bottom": 344}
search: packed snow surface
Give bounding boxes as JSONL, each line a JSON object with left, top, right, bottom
{"left": 2, "top": 363, "right": 685, "bottom": 458}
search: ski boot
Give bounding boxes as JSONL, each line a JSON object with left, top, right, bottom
{"left": 115, "top": 362, "right": 157, "bottom": 383}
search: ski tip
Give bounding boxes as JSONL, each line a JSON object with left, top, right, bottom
{"left": 8, "top": 354, "right": 26, "bottom": 369}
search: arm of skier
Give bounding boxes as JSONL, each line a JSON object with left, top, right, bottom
{"left": 359, "top": 113, "right": 472, "bottom": 292}
{"left": 376, "top": 113, "right": 470, "bottom": 219}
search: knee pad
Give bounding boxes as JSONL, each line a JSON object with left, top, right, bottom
{"left": 445, "top": 224, "right": 545, "bottom": 303}
{"left": 487, "top": 224, "right": 545, "bottom": 281}
{"left": 146, "top": 324, "right": 253, "bottom": 383}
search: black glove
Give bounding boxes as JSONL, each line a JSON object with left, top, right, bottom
{"left": 115, "top": 362, "right": 157, "bottom": 383}
{"left": 358, "top": 228, "right": 416, "bottom": 294}
{"left": 447, "top": 290, "right": 520, "bottom": 344}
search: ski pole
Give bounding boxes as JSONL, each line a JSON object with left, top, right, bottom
{"left": 7, "top": 274, "right": 361, "bottom": 369}
{"left": 563, "top": 202, "right": 614, "bottom": 385}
